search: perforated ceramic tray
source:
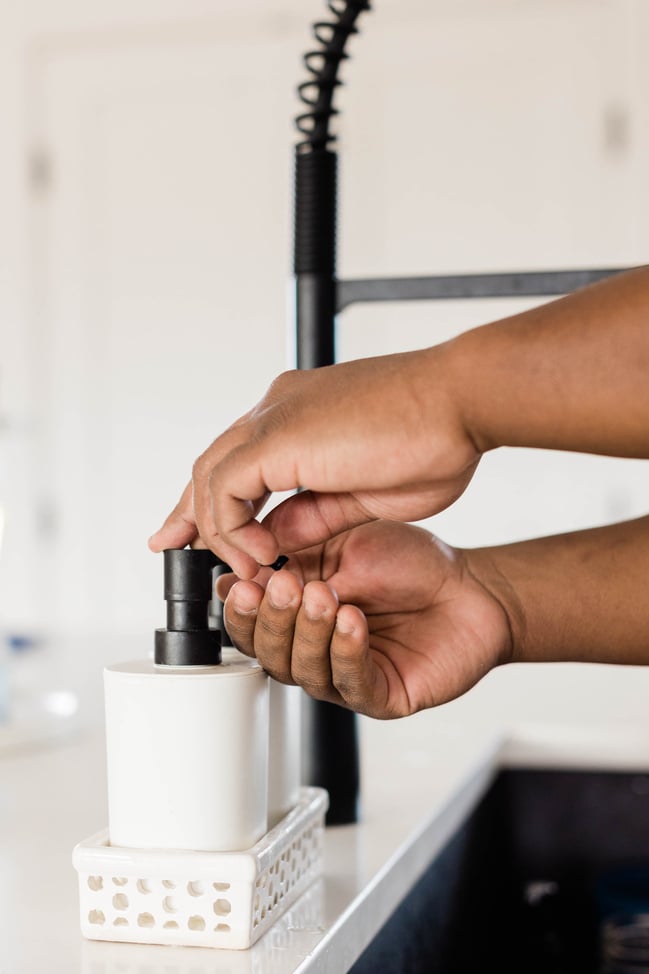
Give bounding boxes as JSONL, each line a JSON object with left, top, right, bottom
{"left": 73, "top": 786, "right": 328, "bottom": 950}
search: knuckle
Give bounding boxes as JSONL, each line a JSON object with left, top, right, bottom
{"left": 330, "top": 644, "right": 357, "bottom": 668}
{"left": 258, "top": 659, "right": 294, "bottom": 685}
{"left": 330, "top": 673, "right": 349, "bottom": 696}
{"left": 256, "top": 615, "right": 292, "bottom": 643}
{"left": 331, "top": 671, "right": 361, "bottom": 701}
{"left": 296, "top": 627, "right": 331, "bottom": 652}
{"left": 296, "top": 679, "right": 333, "bottom": 702}
{"left": 192, "top": 453, "right": 209, "bottom": 481}
{"left": 291, "top": 664, "right": 331, "bottom": 698}
{"left": 250, "top": 371, "right": 302, "bottom": 430}
{"left": 225, "top": 614, "right": 253, "bottom": 637}
{"left": 229, "top": 638, "right": 255, "bottom": 658}
{"left": 224, "top": 624, "right": 254, "bottom": 655}
{"left": 267, "top": 369, "right": 298, "bottom": 398}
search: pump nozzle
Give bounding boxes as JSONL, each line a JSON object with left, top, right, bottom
{"left": 154, "top": 548, "right": 223, "bottom": 665}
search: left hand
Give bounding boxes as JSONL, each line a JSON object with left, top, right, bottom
{"left": 217, "top": 520, "right": 511, "bottom": 719}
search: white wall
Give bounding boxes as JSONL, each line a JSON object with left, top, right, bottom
{"left": 337, "top": 0, "right": 649, "bottom": 550}
{"left": 1, "top": 0, "right": 649, "bottom": 719}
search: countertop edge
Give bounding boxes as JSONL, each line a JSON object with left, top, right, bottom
{"left": 297, "top": 736, "right": 504, "bottom": 973}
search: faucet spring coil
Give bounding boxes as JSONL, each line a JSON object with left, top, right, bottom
{"left": 295, "top": 0, "right": 371, "bottom": 152}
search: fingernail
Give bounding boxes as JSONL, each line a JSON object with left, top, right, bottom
{"left": 231, "top": 584, "right": 258, "bottom": 615}
{"left": 267, "top": 575, "right": 295, "bottom": 610}
{"left": 336, "top": 616, "right": 357, "bottom": 635}
{"left": 304, "top": 598, "right": 327, "bottom": 621}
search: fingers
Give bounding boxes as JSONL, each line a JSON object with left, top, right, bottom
{"left": 150, "top": 366, "right": 373, "bottom": 570}
{"left": 225, "top": 575, "right": 339, "bottom": 691}
{"left": 262, "top": 490, "right": 376, "bottom": 553}
{"left": 289, "top": 582, "right": 339, "bottom": 698}
{"left": 223, "top": 574, "right": 383, "bottom": 714}
{"left": 329, "top": 605, "right": 383, "bottom": 714}
{"left": 148, "top": 482, "right": 197, "bottom": 552}
{"left": 148, "top": 473, "right": 262, "bottom": 581}
{"left": 221, "top": 579, "right": 266, "bottom": 655}
{"left": 204, "top": 441, "right": 295, "bottom": 566}
{"left": 225, "top": 572, "right": 303, "bottom": 680}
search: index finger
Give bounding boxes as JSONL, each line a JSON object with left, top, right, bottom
{"left": 149, "top": 477, "right": 264, "bottom": 579}
{"left": 148, "top": 481, "right": 196, "bottom": 552}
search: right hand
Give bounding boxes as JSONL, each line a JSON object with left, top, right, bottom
{"left": 149, "top": 344, "right": 481, "bottom": 579}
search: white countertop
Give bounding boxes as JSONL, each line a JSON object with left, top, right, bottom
{"left": 3, "top": 638, "right": 649, "bottom": 974}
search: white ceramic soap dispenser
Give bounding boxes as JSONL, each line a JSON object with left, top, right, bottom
{"left": 104, "top": 548, "right": 269, "bottom": 853}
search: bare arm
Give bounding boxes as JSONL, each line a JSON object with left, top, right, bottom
{"left": 468, "top": 513, "right": 649, "bottom": 668}
{"left": 455, "top": 264, "right": 649, "bottom": 458}
{"left": 150, "top": 265, "right": 649, "bottom": 575}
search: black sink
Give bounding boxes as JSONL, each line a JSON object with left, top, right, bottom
{"left": 351, "top": 768, "right": 649, "bottom": 973}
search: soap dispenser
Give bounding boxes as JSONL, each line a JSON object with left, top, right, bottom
{"left": 104, "top": 547, "right": 269, "bottom": 852}
{"left": 74, "top": 546, "right": 327, "bottom": 950}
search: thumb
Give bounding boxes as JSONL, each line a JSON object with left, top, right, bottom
{"left": 262, "top": 490, "right": 376, "bottom": 551}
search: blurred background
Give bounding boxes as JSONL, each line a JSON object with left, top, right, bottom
{"left": 1, "top": 0, "right": 649, "bottom": 741}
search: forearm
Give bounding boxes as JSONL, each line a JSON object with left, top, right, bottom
{"left": 445, "top": 264, "right": 649, "bottom": 458}
{"left": 466, "top": 515, "right": 649, "bottom": 666}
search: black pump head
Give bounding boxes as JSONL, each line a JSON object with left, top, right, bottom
{"left": 155, "top": 548, "right": 223, "bottom": 666}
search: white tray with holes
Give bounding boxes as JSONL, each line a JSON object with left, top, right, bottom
{"left": 72, "top": 786, "right": 328, "bottom": 950}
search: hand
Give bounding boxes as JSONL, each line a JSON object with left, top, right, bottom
{"left": 149, "top": 346, "right": 480, "bottom": 579}
{"left": 216, "top": 521, "right": 511, "bottom": 719}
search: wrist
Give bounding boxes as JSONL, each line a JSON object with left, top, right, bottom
{"left": 462, "top": 546, "right": 526, "bottom": 666}
{"left": 441, "top": 323, "right": 506, "bottom": 455}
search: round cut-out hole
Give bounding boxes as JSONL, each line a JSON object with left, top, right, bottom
{"left": 213, "top": 882, "right": 230, "bottom": 891}
{"left": 163, "top": 920, "right": 179, "bottom": 930}
{"left": 113, "top": 917, "right": 128, "bottom": 927}
{"left": 162, "top": 879, "right": 176, "bottom": 889}
{"left": 187, "top": 881, "right": 205, "bottom": 897}
{"left": 112, "top": 893, "right": 129, "bottom": 910}
{"left": 87, "top": 876, "right": 103, "bottom": 892}
{"left": 88, "top": 910, "right": 105, "bottom": 925}
{"left": 214, "top": 923, "right": 230, "bottom": 933}
{"left": 112, "top": 877, "right": 128, "bottom": 886}
{"left": 137, "top": 913, "right": 155, "bottom": 928}
{"left": 188, "top": 915, "right": 205, "bottom": 931}
{"left": 163, "top": 896, "right": 179, "bottom": 914}
{"left": 136, "top": 879, "right": 151, "bottom": 895}
{"left": 213, "top": 898, "right": 231, "bottom": 916}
